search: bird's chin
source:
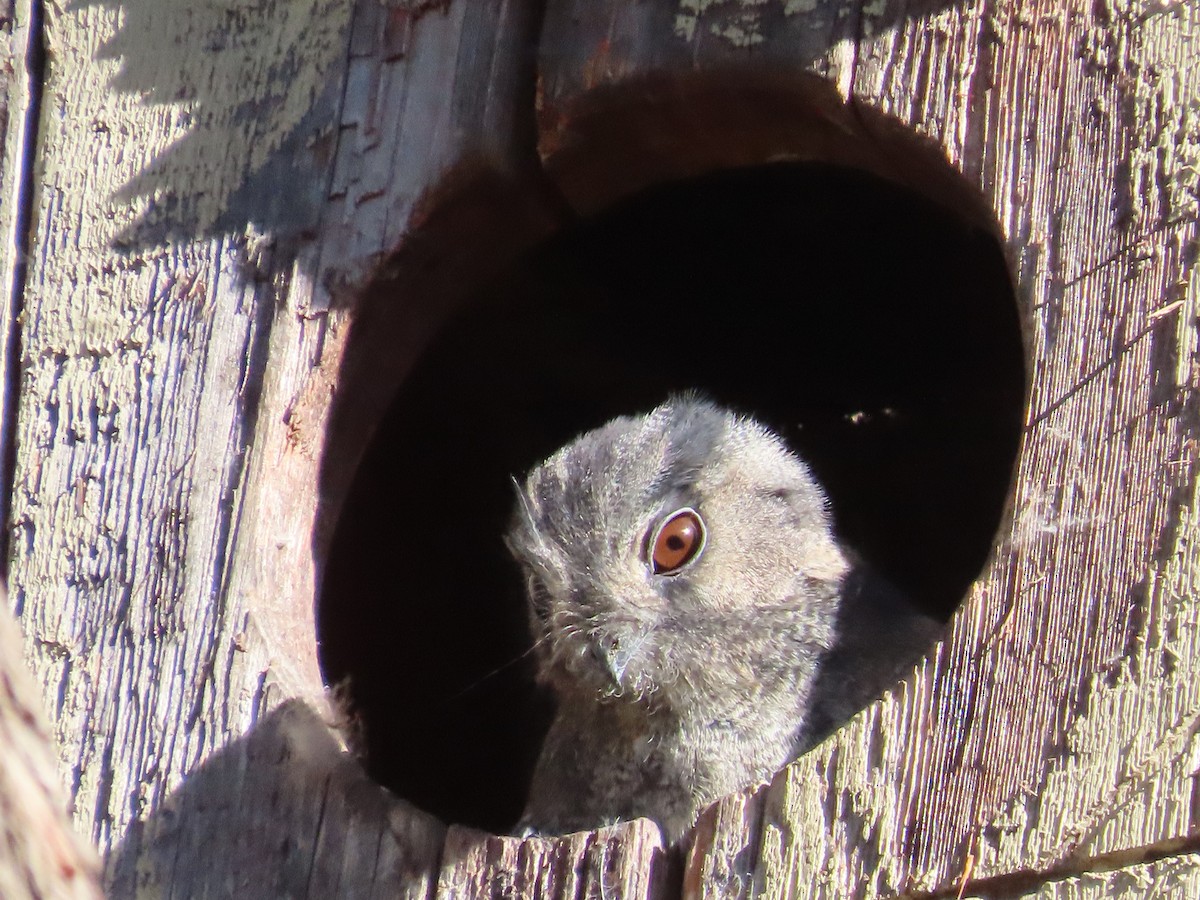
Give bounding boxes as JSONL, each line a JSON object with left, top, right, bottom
{"left": 546, "top": 653, "right": 620, "bottom": 694}
{"left": 539, "top": 668, "right": 612, "bottom": 704}
{"left": 540, "top": 647, "right": 657, "bottom": 704}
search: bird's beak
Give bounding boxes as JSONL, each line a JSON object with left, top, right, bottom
{"left": 593, "top": 626, "right": 652, "bottom": 690}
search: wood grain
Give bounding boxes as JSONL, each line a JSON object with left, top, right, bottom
{"left": 537, "top": 0, "right": 1200, "bottom": 896}
{"left": 3, "top": 0, "right": 1196, "bottom": 897}
{"left": 7, "top": 0, "right": 541, "bottom": 895}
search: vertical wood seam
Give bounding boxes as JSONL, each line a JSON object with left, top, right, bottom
{"left": 0, "top": 0, "right": 44, "bottom": 572}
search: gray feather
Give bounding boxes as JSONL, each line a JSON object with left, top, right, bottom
{"left": 507, "top": 397, "right": 938, "bottom": 843}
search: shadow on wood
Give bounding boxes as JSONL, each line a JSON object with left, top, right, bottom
{"left": 104, "top": 699, "right": 445, "bottom": 897}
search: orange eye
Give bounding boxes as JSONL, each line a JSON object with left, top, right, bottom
{"left": 649, "top": 508, "right": 706, "bottom": 575}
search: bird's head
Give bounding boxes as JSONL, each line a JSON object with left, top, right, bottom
{"left": 506, "top": 398, "right": 848, "bottom": 712}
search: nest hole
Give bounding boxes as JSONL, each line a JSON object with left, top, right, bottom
{"left": 318, "top": 160, "right": 1026, "bottom": 834}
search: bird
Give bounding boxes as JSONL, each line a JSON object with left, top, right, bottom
{"left": 506, "top": 396, "right": 940, "bottom": 844}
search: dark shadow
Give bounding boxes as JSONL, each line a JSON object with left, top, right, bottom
{"left": 104, "top": 700, "right": 446, "bottom": 898}
{"left": 103, "top": 698, "right": 667, "bottom": 897}
{"left": 318, "top": 161, "right": 1026, "bottom": 834}
{"left": 67, "top": 0, "right": 355, "bottom": 250}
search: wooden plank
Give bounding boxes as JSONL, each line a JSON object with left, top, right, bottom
{"left": 436, "top": 821, "right": 667, "bottom": 900}
{"left": 957, "top": 848, "right": 1200, "bottom": 898}
{"left": 8, "top": 0, "right": 1197, "bottom": 896}
{"left": 1018, "top": 852, "right": 1200, "bottom": 899}
{"left": 536, "top": 0, "right": 1200, "bottom": 896}
{"left": 8, "top": 0, "right": 544, "bottom": 895}
{"left": 0, "top": 0, "right": 32, "bottom": 522}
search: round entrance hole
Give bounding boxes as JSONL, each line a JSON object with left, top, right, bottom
{"left": 317, "top": 160, "right": 1026, "bottom": 834}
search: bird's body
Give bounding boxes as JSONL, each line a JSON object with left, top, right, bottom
{"left": 507, "top": 398, "right": 937, "bottom": 843}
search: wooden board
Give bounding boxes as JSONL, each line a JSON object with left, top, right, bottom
{"left": 1018, "top": 852, "right": 1200, "bottom": 899}
{"left": 6, "top": 0, "right": 543, "bottom": 894}
{"left": 3, "top": 0, "right": 1197, "bottom": 897}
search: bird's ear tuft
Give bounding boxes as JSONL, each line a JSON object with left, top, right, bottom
{"left": 666, "top": 387, "right": 716, "bottom": 410}
{"left": 658, "top": 398, "right": 729, "bottom": 488}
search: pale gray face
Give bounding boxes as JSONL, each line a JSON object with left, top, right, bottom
{"left": 506, "top": 398, "right": 848, "bottom": 710}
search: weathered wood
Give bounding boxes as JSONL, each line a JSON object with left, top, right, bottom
{"left": 536, "top": 0, "right": 1200, "bottom": 896}
{"left": 953, "top": 846, "right": 1200, "bottom": 898}
{"left": 106, "top": 697, "right": 445, "bottom": 899}
{"left": 4, "top": 0, "right": 1197, "bottom": 897}
{"left": 0, "top": 2, "right": 101, "bottom": 896}
{"left": 436, "top": 821, "right": 667, "bottom": 900}
{"left": 683, "top": 786, "right": 767, "bottom": 899}
{"left": 1010, "top": 851, "right": 1200, "bottom": 899}
{"left": 7, "top": 0, "right": 541, "bottom": 895}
